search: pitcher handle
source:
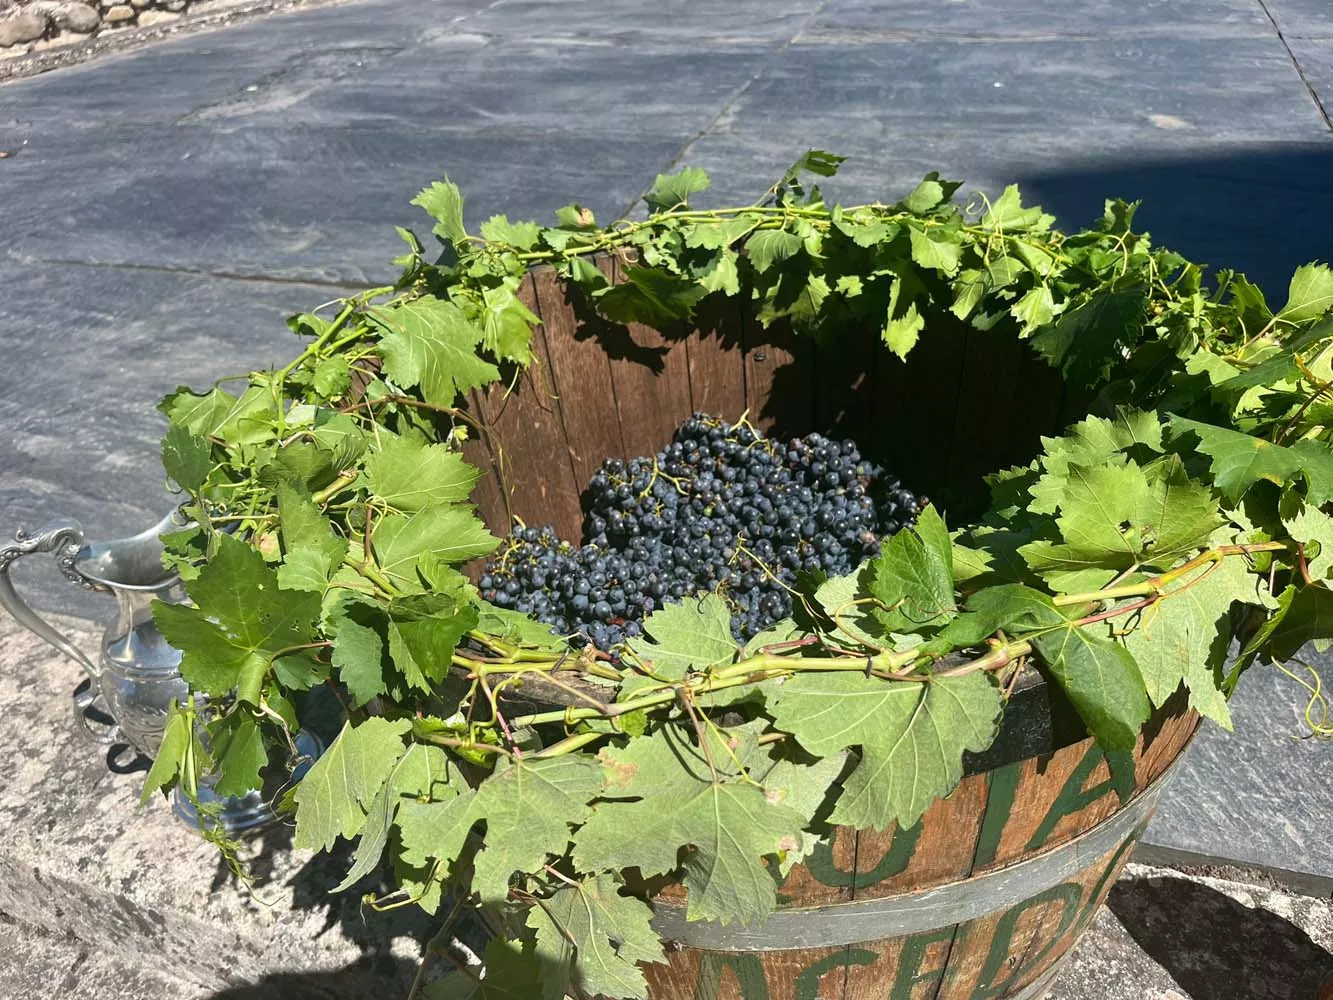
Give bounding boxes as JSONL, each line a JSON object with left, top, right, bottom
{"left": 0, "top": 519, "right": 105, "bottom": 681}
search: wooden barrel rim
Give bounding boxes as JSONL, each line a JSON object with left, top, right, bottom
{"left": 648, "top": 746, "right": 1183, "bottom": 952}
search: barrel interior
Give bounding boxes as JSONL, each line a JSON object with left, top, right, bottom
{"left": 461, "top": 256, "right": 1077, "bottom": 546}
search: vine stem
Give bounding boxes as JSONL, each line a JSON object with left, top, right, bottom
{"left": 502, "top": 541, "right": 1295, "bottom": 732}
{"left": 1051, "top": 541, "right": 1291, "bottom": 606}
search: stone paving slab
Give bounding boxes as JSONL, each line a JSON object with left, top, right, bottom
{"left": 1146, "top": 655, "right": 1333, "bottom": 898}
{"left": 0, "top": 913, "right": 198, "bottom": 1000}
{"left": 800, "top": 0, "right": 1275, "bottom": 40}
{"left": 1049, "top": 863, "right": 1333, "bottom": 1000}
{"left": 1265, "top": 0, "right": 1333, "bottom": 39}
{"left": 0, "top": 611, "right": 429, "bottom": 995}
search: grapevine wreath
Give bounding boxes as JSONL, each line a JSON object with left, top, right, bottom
{"left": 147, "top": 152, "right": 1333, "bottom": 997}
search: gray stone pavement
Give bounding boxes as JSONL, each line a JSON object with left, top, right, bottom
{"left": 1, "top": 0, "right": 1332, "bottom": 993}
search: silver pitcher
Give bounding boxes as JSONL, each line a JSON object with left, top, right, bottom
{"left": 0, "top": 510, "right": 316, "bottom": 833}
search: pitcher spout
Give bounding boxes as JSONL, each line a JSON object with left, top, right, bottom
{"left": 74, "top": 508, "right": 190, "bottom": 592}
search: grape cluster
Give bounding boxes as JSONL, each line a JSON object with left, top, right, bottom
{"left": 479, "top": 414, "right": 923, "bottom": 649}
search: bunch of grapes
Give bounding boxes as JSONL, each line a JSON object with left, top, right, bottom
{"left": 478, "top": 414, "right": 924, "bottom": 648}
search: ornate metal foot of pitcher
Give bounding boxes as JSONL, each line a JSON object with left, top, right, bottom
{"left": 0, "top": 510, "right": 316, "bottom": 835}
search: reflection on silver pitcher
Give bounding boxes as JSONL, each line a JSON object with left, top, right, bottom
{"left": 0, "top": 510, "right": 319, "bottom": 834}
{"left": 0, "top": 510, "right": 190, "bottom": 756}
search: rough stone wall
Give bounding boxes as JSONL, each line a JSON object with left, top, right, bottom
{"left": 0, "top": 0, "right": 193, "bottom": 53}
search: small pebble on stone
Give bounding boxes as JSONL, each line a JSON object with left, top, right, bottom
{"left": 102, "top": 3, "right": 134, "bottom": 23}
{"left": 136, "top": 8, "right": 178, "bottom": 25}
{"left": 0, "top": 11, "right": 48, "bottom": 47}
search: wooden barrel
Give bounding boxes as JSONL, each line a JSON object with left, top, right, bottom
{"left": 459, "top": 259, "right": 1195, "bottom": 998}
{"left": 644, "top": 701, "right": 1196, "bottom": 1000}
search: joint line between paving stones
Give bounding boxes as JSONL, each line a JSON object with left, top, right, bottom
{"left": 1254, "top": 0, "right": 1333, "bottom": 131}
{"left": 616, "top": 0, "right": 835, "bottom": 220}
{"left": 14, "top": 255, "right": 374, "bottom": 291}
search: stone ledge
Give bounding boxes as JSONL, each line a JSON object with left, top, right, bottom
{"left": 0, "top": 0, "right": 349, "bottom": 82}
{"left": 0, "top": 610, "right": 422, "bottom": 995}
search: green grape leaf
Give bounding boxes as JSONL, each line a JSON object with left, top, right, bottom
{"left": 571, "top": 732, "right": 806, "bottom": 926}
{"left": 374, "top": 298, "right": 500, "bottom": 407}
{"left": 1023, "top": 459, "right": 1221, "bottom": 583}
{"left": 276, "top": 484, "right": 348, "bottom": 593}
{"left": 373, "top": 505, "right": 498, "bottom": 592}
{"left": 313, "top": 356, "right": 352, "bottom": 398}
{"left": 527, "top": 875, "right": 664, "bottom": 1000}
{"left": 769, "top": 671, "right": 1002, "bottom": 830}
{"left": 867, "top": 505, "right": 955, "bottom": 632}
{"left": 814, "top": 568, "right": 889, "bottom": 649}
{"left": 480, "top": 214, "right": 542, "bottom": 250}
{"left": 882, "top": 278, "right": 926, "bottom": 360}
{"left": 1276, "top": 263, "right": 1333, "bottom": 324}
{"left": 950, "top": 267, "right": 988, "bottom": 321}
{"left": 1031, "top": 622, "right": 1149, "bottom": 751}
{"left": 901, "top": 174, "right": 952, "bottom": 215}
{"left": 1291, "top": 439, "right": 1333, "bottom": 507}
{"left": 386, "top": 593, "right": 479, "bottom": 691}
{"left": 1011, "top": 284, "right": 1055, "bottom": 334}
{"left": 396, "top": 744, "right": 477, "bottom": 873}
{"left": 1285, "top": 501, "right": 1333, "bottom": 581}
{"left": 833, "top": 215, "right": 895, "bottom": 249}
{"left": 311, "top": 410, "right": 368, "bottom": 468}
{"left": 684, "top": 218, "right": 753, "bottom": 251}
{"left": 1169, "top": 417, "right": 1303, "bottom": 504}
{"left": 980, "top": 185, "right": 1054, "bottom": 232}
{"left": 412, "top": 179, "right": 466, "bottom": 245}
{"left": 162, "top": 385, "right": 276, "bottom": 448}
{"left": 753, "top": 751, "right": 846, "bottom": 873}
{"left": 1265, "top": 583, "right": 1333, "bottom": 661}
{"left": 480, "top": 281, "right": 541, "bottom": 365}
{"left": 908, "top": 226, "right": 960, "bottom": 276}
{"left": 566, "top": 254, "right": 610, "bottom": 291}
{"left": 1030, "top": 282, "right": 1148, "bottom": 385}
{"left": 595, "top": 267, "right": 709, "bottom": 325}
{"left": 210, "top": 713, "right": 269, "bottom": 798}
{"left": 162, "top": 424, "right": 213, "bottom": 491}
{"left": 1115, "top": 556, "right": 1264, "bottom": 728}
{"left": 332, "top": 743, "right": 453, "bottom": 892}
{"left": 292, "top": 717, "right": 412, "bottom": 851}
{"left": 327, "top": 596, "right": 388, "bottom": 707}
{"left": 475, "top": 600, "right": 567, "bottom": 651}
{"left": 699, "top": 250, "right": 741, "bottom": 296}
{"left": 153, "top": 534, "right": 320, "bottom": 703}
{"left": 745, "top": 229, "right": 803, "bottom": 273}
{"left": 365, "top": 434, "right": 483, "bottom": 512}
{"left": 471, "top": 755, "right": 604, "bottom": 902}
{"left": 625, "top": 594, "right": 737, "bottom": 681}
{"left": 554, "top": 204, "right": 597, "bottom": 230}
{"left": 428, "top": 938, "right": 546, "bottom": 1000}
{"left": 140, "top": 700, "right": 207, "bottom": 803}
{"left": 933, "top": 583, "right": 1065, "bottom": 649}
{"left": 643, "top": 166, "right": 711, "bottom": 212}
{"left": 1030, "top": 408, "right": 1164, "bottom": 515}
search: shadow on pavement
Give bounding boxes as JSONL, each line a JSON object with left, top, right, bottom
{"left": 1017, "top": 144, "right": 1333, "bottom": 300}
{"left": 1107, "top": 874, "right": 1333, "bottom": 999}
{"left": 203, "top": 955, "right": 417, "bottom": 1000}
